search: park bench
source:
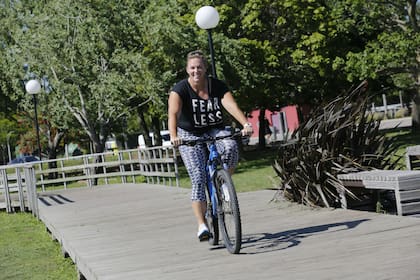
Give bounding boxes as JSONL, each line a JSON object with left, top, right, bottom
{"left": 337, "top": 145, "right": 420, "bottom": 216}
{"left": 406, "top": 145, "right": 420, "bottom": 171}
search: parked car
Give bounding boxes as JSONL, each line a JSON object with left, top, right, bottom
{"left": 8, "top": 155, "right": 40, "bottom": 165}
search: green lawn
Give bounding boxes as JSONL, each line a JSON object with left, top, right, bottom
{"left": 0, "top": 213, "right": 77, "bottom": 280}
{"left": 387, "top": 128, "right": 420, "bottom": 169}
{"left": 1, "top": 128, "right": 418, "bottom": 279}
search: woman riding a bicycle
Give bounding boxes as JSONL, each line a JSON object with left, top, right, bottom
{"left": 168, "top": 50, "right": 253, "bottom": 242}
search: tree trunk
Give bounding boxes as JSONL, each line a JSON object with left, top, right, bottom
{"left": 412, "top": 97, "right": 420, "bottom": 130}
{"left": 411, "top": 52, "right": 420, "bottom": 130}
{"left": 138, "top": 107, "right": 152, "bottom": 146}
{"left": 152, "top": 116, "right": 162, "bottom": 146}
{"left": 47, "top": 129, "right": 65, "bottom": 179}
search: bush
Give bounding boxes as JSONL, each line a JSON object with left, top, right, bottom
{"left": 395, "top": 107, "right": 409, "bottom": 118}
{"left": 273, "top": 81, "right": 402, "bottom": 208}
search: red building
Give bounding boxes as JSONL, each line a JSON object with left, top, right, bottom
{"left": 247, "top": 105, "right": 301, "bottom": 143}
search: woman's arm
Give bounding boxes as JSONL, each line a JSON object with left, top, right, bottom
{"left": 168, "top": 91, "right": 183, "bottom": 146}
{"left": 221, "top": 92, "right": 253, "bottom": 135}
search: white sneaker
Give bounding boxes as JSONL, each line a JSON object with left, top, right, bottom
{"left": 197, "top": 224, "right": 210, "bottom": 241}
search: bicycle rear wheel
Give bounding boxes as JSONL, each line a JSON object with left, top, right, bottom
{"left": 215, "top": 169, "right": 242, "bottom": 254}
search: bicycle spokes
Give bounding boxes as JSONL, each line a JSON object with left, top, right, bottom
{"left": 216, "top": 170, "right": 242, "bottom": 254}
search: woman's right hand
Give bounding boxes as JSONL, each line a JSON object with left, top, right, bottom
{"left": 171, "top": 136, "right": 183, "bottom": 147}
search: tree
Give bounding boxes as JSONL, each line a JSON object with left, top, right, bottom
{"left": 340, "top": 1, "right": 420, "bottom": 128}
{"left": 0, "top": 0, "right": 72, "bottom": 161}
{"left": 0, "top": 116, "right": 21, "bottom": 164}
{"left": 1, "top": 0, "right": 417, "bottom": 156}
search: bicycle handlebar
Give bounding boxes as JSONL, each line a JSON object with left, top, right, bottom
{"left": 179, "top": 131, "right": 245, "bottom": 146}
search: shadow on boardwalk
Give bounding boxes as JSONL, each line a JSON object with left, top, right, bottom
{"left": 242, "top": 219, "right": 369, "bottom": 254}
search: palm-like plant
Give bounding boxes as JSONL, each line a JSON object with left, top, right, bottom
{"left": 273, "top": 81, "right": 401, "bottom": 208}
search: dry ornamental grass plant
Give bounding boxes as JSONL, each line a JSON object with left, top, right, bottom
{"left": 273, "top": 81, "right": 402, "bottom": 208}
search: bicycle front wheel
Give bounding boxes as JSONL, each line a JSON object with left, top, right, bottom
{"left": 215, "top": 169, "right": 242, "bottom": 254}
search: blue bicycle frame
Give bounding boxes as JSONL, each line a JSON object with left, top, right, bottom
{"left": 206, "top": 143, "right": 224, "bottom": 217}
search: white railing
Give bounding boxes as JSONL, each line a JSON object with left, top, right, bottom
{"left": 0, "top": 146, "right": 179, "bottom": 215}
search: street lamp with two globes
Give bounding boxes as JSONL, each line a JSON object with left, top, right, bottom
{"left": 195, "top": 6, "right": 220, "bottom": 78}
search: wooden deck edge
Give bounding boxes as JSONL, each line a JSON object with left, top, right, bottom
{"left": 37, "top": 210, "right": 96, "bottom": 280}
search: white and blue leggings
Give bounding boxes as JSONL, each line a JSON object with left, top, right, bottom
{"left": 178, "top": 127, "right": 238, "bottom": 202}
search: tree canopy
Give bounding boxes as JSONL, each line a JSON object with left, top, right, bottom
{"left": 0, "top": 0, "right": 418, "bottom": 159}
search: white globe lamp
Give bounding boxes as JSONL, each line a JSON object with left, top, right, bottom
{"left": 25, "top": 79, "right": 41, "bottom": 95}
{"left": 195, "top": 6, "right": 220, "bottom": 30}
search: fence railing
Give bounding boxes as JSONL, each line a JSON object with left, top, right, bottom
{"left": 0, "top": 146, "right": 179, "bottom": 215}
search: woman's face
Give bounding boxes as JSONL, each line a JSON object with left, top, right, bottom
{"left": 186, "top": 57, "right": 206, "bottom": 83}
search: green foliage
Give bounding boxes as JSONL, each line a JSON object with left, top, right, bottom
{"left": 0, "top": 0, "right": 418, "bottom": 153}
{"left": 273, "top": 81, "right": 401, "bottom": 207}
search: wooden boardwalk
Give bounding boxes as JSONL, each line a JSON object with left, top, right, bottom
{"left": 37, "top": 184, "right": 420, "bottom": 280}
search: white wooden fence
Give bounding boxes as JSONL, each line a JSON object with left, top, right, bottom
{"left": 0, "top": 146, "right": 179, "bottom": 216}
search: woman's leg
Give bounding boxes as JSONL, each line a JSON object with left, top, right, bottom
{"left": 209, "top": 128, "right": 239, "bottom": 174}
{"left": 177, "top": 128, "right": 209, "bottom": 238}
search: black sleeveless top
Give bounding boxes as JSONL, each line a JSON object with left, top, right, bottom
{"left": 171, "top": 77, "right": 229, "bottom": 133}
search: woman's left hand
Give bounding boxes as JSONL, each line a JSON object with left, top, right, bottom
{"left": 241, "top": 123, "right": 253, "bottom": 136}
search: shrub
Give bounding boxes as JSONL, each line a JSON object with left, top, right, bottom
{"left": 273, "top": 81, "right": 401, "bottom": 208}
{"left": 395, "top": 107, "right": 409, "bottom": 118}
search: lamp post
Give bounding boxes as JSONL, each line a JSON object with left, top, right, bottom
{"left": 6, "top": 131, "right": 14, "bottom": 163}
{"left": 195, "top": 6, "right": 220, "bottom": 78}
{"left": 25, "top": 79, "right": 42, "bottom": 159}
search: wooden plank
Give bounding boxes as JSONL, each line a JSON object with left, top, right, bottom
{"left": 37, "top": 184, "right": 420, "bottom": 280}
{"left": 401, "top": 201, "right": 420, "bottom": 215}
{"left": 399, "top": 189, "right": 420, "bottom": 202}
{"left": 406, "top": 145, "right": 420, "bottom": 170}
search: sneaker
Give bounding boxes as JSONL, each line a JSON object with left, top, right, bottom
{"left": 197, "top": 224, "right": 210, "bottom": 242}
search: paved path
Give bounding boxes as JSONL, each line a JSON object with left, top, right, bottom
{"left": 37, "top": 184, "right": 420, "bottom": 280}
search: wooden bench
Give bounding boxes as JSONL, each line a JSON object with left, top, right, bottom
{"left": 337, "top": 170, "right": 420, "bottom": 216}
{"left": 406, "top": 145, "right": 420, "bottom": 171}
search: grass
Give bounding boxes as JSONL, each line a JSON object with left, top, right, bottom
{"left": 386, "top": 128, "right": 420, "bottom": 169}
{"left": 0, "top": 212, "right": 77, "bottom": 280}
{"left": 1, "top": 128, "right": 418, "bottom": 279}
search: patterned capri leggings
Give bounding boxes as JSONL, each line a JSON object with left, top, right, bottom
{"left": 178, "top": 127, "right": 239, "bottom": 202}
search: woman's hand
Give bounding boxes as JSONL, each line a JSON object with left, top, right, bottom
{"left": 241, "top": 123, "right": 253, "bottom": 137}
{"left": 171, "top": 136, "right": 183, "bottom": 147}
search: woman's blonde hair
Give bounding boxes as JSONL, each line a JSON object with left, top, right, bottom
{"left": 186, "top": 50, "right": 208, "bottom": 68}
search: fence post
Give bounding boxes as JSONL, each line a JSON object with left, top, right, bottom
{"left": 172, "top": 147, "right": 180, "bottom": 188}
{"left": 118, "top": 151, "right": 126, "bottom": 184}
{"left": 15, "top": 167, "right": 25, "bottom": 212}
{"left": 24, "top": 165, "right": 39, "bottom": 218}
{"left": 1, "top": 169, "right": 12, "bottom": 213}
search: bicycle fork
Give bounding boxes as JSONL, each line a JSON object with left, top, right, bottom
{"left": 206, "top": 163, "right": 218, "bottom": 217}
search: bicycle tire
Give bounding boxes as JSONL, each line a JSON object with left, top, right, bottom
{"left": 205, "top": 188, "right": 219, "bottom": 246}
{"left": 215, "top": 169, "right": 242, "bottom": 254}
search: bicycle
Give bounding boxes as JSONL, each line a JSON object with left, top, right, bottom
{"left": 182, "top": 131, "right": 243, "bottom": 254}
